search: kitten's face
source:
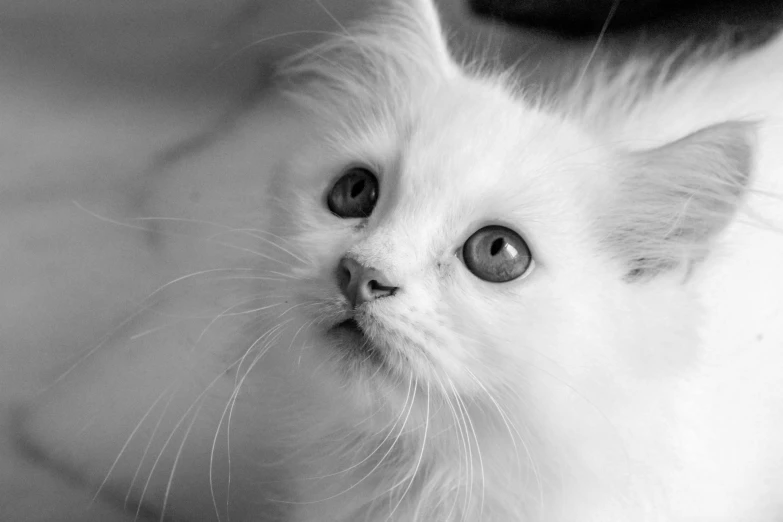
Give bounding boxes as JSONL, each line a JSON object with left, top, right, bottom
{"left": 260, "top": 3, "right": 753, "bottom": 434}
{"left": 17, "top": 2, "right": 755, "bottom": 520}
{"left": 269, "top": 75, "right": 686, "bottom": 417}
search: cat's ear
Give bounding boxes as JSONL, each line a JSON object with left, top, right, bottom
{"left": 604, "top": 121, "right": 756, "bottom": 281}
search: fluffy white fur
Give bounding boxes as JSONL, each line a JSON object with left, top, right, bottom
{"left": 19, "top": 0, "right": 783, "bottom": 521}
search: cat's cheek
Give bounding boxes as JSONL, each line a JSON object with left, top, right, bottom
{"left": 361, "top": 288, "right": 472, "bottom": 387}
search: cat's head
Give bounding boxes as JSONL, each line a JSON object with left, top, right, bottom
{"left": 266, "top": 0, "right": 755, "bottom": 423}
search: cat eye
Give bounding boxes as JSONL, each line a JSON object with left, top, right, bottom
{"left": 327, "top": 167, "right": 379, "bottom": 218}
{"left": 462, "top": 225, "right": 532, "bottom": 283}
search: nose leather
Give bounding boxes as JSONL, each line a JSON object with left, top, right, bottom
{"left": 336, "top": 257, "right": 399, "bottom": 308}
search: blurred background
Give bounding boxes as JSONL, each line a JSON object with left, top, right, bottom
{"left": 471, "top": 0, "right": 781, "bottom": 39}
{"left": 0, "top": 0, "right": 779, "bottom": 520}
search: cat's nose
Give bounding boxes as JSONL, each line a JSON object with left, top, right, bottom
{"left": 336, "top": 257, "right": 399, "bottom": 308}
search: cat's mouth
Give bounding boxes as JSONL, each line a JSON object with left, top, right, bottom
{"left": 333, "top": 317, "right": 363, "bottom": 335}
{"left": 329, "top": 317, "right": 385, "bottom": 365}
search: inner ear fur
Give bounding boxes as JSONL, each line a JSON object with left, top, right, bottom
{"left": 603, "top": 120, "right": 757, "bottom": 281}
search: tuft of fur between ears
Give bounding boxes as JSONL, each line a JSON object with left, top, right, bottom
{"left": 273, "top": 0, "right": 457, "bottom": 128}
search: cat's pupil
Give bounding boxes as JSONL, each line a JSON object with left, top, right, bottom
{"left": 490, "top": 238, "right": 505, "bottom": 256}
{"left": 350, "top": 180, "right": 365, "bottom": 198}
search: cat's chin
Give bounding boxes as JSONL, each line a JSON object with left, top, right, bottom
{"left": 322, "top": 314, "right": 419, "bottom": 384}
{"left": 312, "top": 316, "right": 437, "bottom": 422}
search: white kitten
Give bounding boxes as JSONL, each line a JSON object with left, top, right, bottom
{"left": 19, "top": 1, "right": 783, "bottom": 521}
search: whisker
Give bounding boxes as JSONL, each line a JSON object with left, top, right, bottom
{"left": 209, "top": 321, "right": 292, "bottom": 521}
{"left": 447, "top": 377, "right": 484, "bottom": 521}
{"left": 271, "top": 374, "right": 417, "bottom": 505}
{"left": 209, "top": 30, "right": 352, "bottom": 75}
{"left": 432, "top": 374, "right": 463, "bottom": 522}
{"left": 202, "top": 228, "right": 309, "bottom": 265}
{"left": 129, "top": 325, "right": 171, "bottom": 341}
{"left": 573, "top": 0, "right": 621, "bottom": 91}
{"left": 127, "top": 390, "right": 178, "bottom": 513}
{"left": 134, "top": 349, "right": 268, "bottom": 518}
{"left": 41, "top": 301, "right": 157, "bottom": 394}
{"left": 188, "top": 298, "right": 287, "bottom": 356}
{"left": 449, "top": 328, "right": 623, "bottom": 460}
{"left": 49, "top": 268, "right": 284, "bottom": 392}
{"left": 129, "top": 217, "right": 308, "bottom": 267}
{"left": 464, "top": 369, "right": 545, "bottom": 512}
{"left": 312, "top": 0, "right": 351, "bottom": 37}
{"left": 72, "top": 201, "right": 296, "bottom": 265}
{"left": 464, "top": 371, "right": 520, "bottom": 470}
{"left": 222, "top": 318, "right": 298, "bottom": 510}
{"left": 266, "top": 362, "right": 404, "bottom": 485}
{"left": 91, "top": 382, "right": 177, "bottom": 506}
{"left": 385, "top": 380, "right": 429, "bottom": 521}
{"left": 160, "top": 400, "right": 205, "bottom": 522}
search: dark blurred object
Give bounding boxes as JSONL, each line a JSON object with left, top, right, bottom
{"left": 469, "top": 0, "right": 783, "bottom": 40}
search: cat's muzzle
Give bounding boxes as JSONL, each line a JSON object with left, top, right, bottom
{"left": 328, "top": 316, "right": 384, "bottom": 364}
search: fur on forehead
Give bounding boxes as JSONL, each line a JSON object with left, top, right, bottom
{"left": 273, "top": 0, "right": 459, "bottom": 132}
{"left": 274, "top": 0, "right": 757, "bottom": 286}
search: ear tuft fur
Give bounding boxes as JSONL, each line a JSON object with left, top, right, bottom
{"left": 273, "top": 0, "right": 456, "bottom": 124}
{"left": 602, "top": 121, "right": 756, "bottom": 281}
